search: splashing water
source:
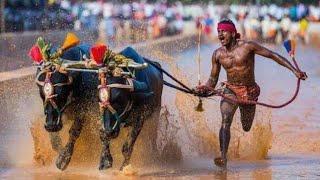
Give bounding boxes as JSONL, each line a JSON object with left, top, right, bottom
{"left": 1, "top": 38, "right": 320, "bottom": 179}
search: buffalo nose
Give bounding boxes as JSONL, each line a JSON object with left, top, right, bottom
{"left": 44, "top": 123, "right": 63, "bottom": 132}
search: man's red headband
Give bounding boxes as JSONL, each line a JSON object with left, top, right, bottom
{"left": 217, "top": 22, "right": 240, "bottom": 39}
{"left": 217, "top": 23, "right": 237, "bottom": 33}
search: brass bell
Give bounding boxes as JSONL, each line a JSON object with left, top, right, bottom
{"left": 195, "top": 98, "right": 204, "bottom": 112}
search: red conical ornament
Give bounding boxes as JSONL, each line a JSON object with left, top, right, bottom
{"left": 28, "top": 45, "right": 43, "bottom": 64}
{"left": 90, "top": 44, "right": 107, "bottom": 66}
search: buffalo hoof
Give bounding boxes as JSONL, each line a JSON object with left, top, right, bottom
{"left": 99, "top": 154, "right": 113, "bottom": 170}
{"left": 120, "top": 164, "right": 138, "bottom": 176}
{"left": 214, "top": 157, "right": 227, "bottom": 169}
{"left": 55, "top": 143, "right": 74, "bottom": 171}
{"left": 120, "top": 161, "right": 129, "bottom": 171}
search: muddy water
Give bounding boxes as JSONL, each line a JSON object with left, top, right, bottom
{"left": 1, "top": 42, "right": 320, "bottom": 179}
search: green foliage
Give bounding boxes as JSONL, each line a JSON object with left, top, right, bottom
{"left": 36, "top": 37, "right": 52, "bottom": 61}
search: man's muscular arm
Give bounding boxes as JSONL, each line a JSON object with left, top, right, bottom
{"left": 205, "top": 51, "right": 221, "bottom": 89}
{"left": 248, "top": 41, "right": 297, "bottom": 72}
{"left": 248, "top": 41, "right": 307, "bottom": 80}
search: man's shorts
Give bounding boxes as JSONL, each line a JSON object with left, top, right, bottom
{"left": 222, "top": 82, "right": 260, "bottom": 102}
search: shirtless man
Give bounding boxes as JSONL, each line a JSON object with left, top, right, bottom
{"left": 196, "top": 19, "right": 307, "bottom": 168}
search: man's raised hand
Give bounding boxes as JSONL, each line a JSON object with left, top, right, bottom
{"left": 294, "top": 70, "right": 308, "bottom": 80}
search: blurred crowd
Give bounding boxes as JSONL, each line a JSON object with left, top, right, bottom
{"left": 2, "top": 0, "right": 320, "bottom": 45}
{"left": 73, "top": 1, "right": 188, "bottom": 45}
{"left": 218, "top": 4, "right": 319, "bottom": 44}
{"left": 3, "top": 0, "right": 74, "bottom": 32}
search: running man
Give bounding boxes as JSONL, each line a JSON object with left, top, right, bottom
{"left": 196, "top": 19, "right": 307, "bottom": 168}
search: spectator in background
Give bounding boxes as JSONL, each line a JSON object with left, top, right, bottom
{"left": 203, "top": 13, "right": 214, "bottom": 36}
{"left": 261, "top": 15, "right": 270, "bottom": 41}
{"left": 245, "top": 17, "right": 261, "bottom": 40}
{"left": 104, "top": 15, "right": 116, "bottom": 46}
{"left": 268, "top": 16, "right": 280, "bottom": 43}
{"left": 297, "top": 3, "right": 307, "bottom": 20}
{"left": 298, "top": 16, "right": 309, "bottom": 44}
{"left": 174, "top": 14, "right": 184, "bottom": 34}
{"left": 280, "top": 14, "right": 291, "bottom": 41}
{"left": 195, "top": 16, "right": 203, "bottom": 30}
{"left": 309, "top": 5, "right": 320, "bottom": 22}
{"left": 289, "top": 5, "right": 298, "bottom": 22}
{"left": 151, "top": 12, "right": 161, "bottom": 39}
{"left": 122, "top": 3, "right": 132, "bottom": 20}
{"left": 158, "top": 13, "right": 167, "bottom": 36}
{"left": 80, "top": 9, "right": 90, "bottom": 30}
{"left": 235, "top": 12, "right": 247, "bottom": 40}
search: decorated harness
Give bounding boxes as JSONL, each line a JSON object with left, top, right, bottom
{"left": 29, "top": 33, "right": 148, "bottom": 131}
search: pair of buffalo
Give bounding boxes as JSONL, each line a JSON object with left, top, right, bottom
{"left": 30, "top": 36, "right": 163, "bottom": 171}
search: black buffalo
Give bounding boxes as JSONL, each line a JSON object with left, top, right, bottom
{"left": 35, "top": 46, "right": 163, "bottom": 170}
{"left": 98, "top": 47, "right": 163, "bottom": 170}
{"left": 35, "top": 45, "right": 92, "bottom": 170}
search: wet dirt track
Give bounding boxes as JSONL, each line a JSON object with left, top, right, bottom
{"left": 1, "top": 40, "right": 320, "bottom": 179}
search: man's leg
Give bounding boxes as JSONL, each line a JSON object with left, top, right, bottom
{"left": 239, "top": 105, "right": 256, "bottom": 132}
{"left": 215, "top": 95, "right": 238, "bottom": 167}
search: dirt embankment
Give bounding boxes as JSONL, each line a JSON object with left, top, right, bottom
{"left": 0, "top": 30, "right": 98, "bottom": 72}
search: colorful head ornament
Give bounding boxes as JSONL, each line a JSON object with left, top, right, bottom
{"left": 90, "top": 44, "right": 108, "bottom": 66}
{"left": 28, "top": 45, "right": 43, "bottom": 64}
{"left": 283, "top": 39, "right": 296, "bottom": 56}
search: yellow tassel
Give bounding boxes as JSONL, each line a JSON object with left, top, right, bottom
{"left": 195, "top": 98, "right": 204, "bottom": 112}
{"left": 61, "top": 32, "right": 80, "bottom": 50}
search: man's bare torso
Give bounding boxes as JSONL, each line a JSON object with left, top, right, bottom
{"left": 216, "top": 40, "right": 256, "bottom": 86}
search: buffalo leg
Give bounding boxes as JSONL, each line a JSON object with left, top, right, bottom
{"left": 120, "top": 116, "right": 144, "bottom": 170}
{"left": 55, "top": 118, "right": 83, "bottom": 171}
{"left": 99, "top": 129, "right": 113, "bottom": 170}
{"left": 49, "top": 132, "right": 63, "bottom": 152}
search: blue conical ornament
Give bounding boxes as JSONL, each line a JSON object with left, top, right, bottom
{"left": 283, "top": 39, "right": 296, "bottom": 57}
